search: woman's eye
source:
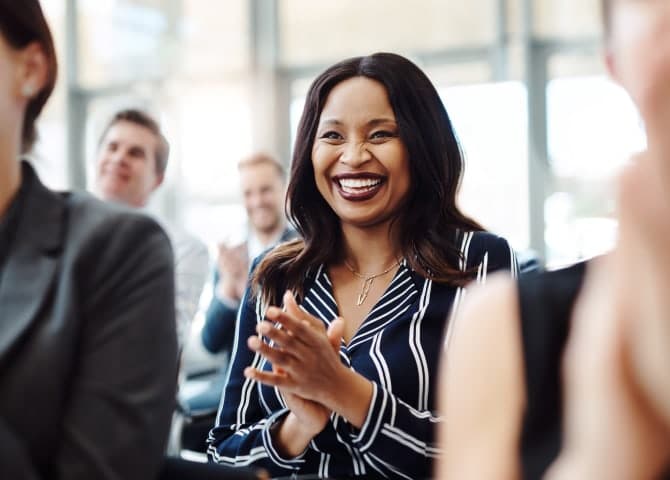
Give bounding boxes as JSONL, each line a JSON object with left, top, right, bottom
{"left": 320, "top": 131, "right": 342, "bottom": 140}
{"left": 370, "top": 130, "right": 395, "bottom": 140}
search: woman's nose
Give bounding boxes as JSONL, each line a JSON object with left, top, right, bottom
{"left": 340, "top": 141, "right": 372, "bottom": 167}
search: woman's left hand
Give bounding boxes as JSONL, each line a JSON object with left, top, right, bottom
{"left": 245, "top": 290, "right": 346, "bottom": 408}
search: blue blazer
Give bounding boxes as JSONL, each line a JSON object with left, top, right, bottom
{"left": 201, "top": 228, "right": 298, "bottom": 355}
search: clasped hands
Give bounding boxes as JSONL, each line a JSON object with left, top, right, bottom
{"left": 244, "top": 291, "right": 351, "bottom": 436}
{"left": 216, "top": 242, "right": 248, "bottom": 302}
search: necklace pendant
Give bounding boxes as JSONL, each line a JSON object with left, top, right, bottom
{"left": 356, "top": 277, "right": 374, "bottom": 306}
{"left": 345, "top": 259, "right": 400, "bottom": 307}
{"left": 356, "top": 292, "right": 366, "bottom": 306}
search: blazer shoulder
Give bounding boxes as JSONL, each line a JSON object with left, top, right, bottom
{"left": 462, "top": 230, "right": 516, "bottom": 273}
{"left": 64, "top": 192, "right": 172, "bottom": 253}
{"left": 61, "top": 190, "right": 175, "bottom": 276}
{"left": 469, "top": 231, "right": 510, "bottom": 251}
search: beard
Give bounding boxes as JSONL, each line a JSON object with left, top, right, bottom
{"left": 250, "top": 207, "right": 282, "bottom": 234}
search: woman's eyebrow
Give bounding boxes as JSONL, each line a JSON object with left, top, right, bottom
{"left": 317, "top": 117, "right": 396, "bottom": 127}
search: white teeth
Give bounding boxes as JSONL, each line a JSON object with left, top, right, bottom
{"left": 338, "top": 178, "right": 382, "bottom": 189}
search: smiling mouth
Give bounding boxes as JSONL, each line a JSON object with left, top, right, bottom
{"left": 101, "top": 166, "right": 131, "bottom": 182}
{"left": 333, "top": 174, "right": 386, "bottom": 201}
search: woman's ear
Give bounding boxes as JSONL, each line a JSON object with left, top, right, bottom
{"left": 16, "top": 42, "right": 48, "bottom": 100}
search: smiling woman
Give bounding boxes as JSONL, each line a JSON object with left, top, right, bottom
{"left": 206, "top": 52, "right": 518, "bottom": 479}
{"left": 312, "top": 77, "right": 411, "bottom": 230}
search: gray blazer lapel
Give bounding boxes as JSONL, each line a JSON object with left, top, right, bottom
{"left": 0, "top": 163, "right": 65, "bottom": 366}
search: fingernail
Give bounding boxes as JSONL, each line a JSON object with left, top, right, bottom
{"left": 248, "top": 336, "right": 261, "bottom": 349}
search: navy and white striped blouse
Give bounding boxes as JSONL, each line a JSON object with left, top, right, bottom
{"left": 208, "top": 231, "right": 517, "bottom": 479}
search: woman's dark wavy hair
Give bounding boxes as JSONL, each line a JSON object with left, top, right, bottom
{"left": 254, "top": 52, "right": 483, "bottom": 306}
{"left": 0, "top": 0, "right": 57, "bottom": 153}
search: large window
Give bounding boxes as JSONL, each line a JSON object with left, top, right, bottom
{"left": 441, "top": 82, "right": 529, "bottom": 250}
{"left": 44, "top": 0, "right": 631, "bottom": 264}
{"left": 279, "top": 0, "right": 495, "bottom": 67}
{"left": 545, "top": 75, "right": 645, "bottom": 265}
{"left": 72, "top": 0, "right": 253, "bottom": 247}
{"left": 533, "top": 0, "right": 601, "bottom": 38}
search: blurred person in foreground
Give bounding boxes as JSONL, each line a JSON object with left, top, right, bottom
{"left": 0, "top": 1, "right": 177, "bottom": 478}
{"left": 439, "top": 0, "right": 670, "bottom": 478}
{"left": 202, "top": 152, "right": 296, "bottom": 359}
{"left": 207, "top": 52, "right": 517, "bottom": 479}
{"left": 95, "top": 108, "right": 209, "bottom": 349}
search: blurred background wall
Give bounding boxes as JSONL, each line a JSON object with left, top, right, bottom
{"left": 36, "top": 0, "right": 644, "bottom": 267}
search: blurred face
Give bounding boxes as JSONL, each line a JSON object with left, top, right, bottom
{"left": 0, "top": 34, "right": 36, "bottom": 153}
{"left": 0, "top": 36, "right": 19, "bottom": 143}
{"left": 312, "top": 76, "right": 410, "bottom": 229}
{"left": 608, "top": 0, "right": 670, "bottom": 122}
{"left": 239, "top": 162, "right": 285, "bottom": 235}
{"left": 96, "top": 120, "right": 162, "bottom": 207}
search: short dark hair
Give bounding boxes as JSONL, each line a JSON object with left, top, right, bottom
{"left": 98, "top": 109, "right": 170, "bottom": 176}
{"left": 254, "top": 52, "right": 484, "bottom": 305}
{"left": 238, "top": 152, "right": 286, "bottom": 181}
{"left": 0, "top": 0, "right": 58, "bottom": 153}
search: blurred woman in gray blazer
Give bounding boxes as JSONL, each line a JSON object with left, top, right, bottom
{"left": 0, "top": 1, "right": 178, "bottom": 478}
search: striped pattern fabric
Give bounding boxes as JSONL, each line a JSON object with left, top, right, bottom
{"left": 208, "top": 231, "right": 517, "bottom": 479}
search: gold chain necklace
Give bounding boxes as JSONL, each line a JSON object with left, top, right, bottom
{"left": 344, "top": 259, "right": 400, "bottom": 306}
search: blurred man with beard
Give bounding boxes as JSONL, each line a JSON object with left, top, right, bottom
{"left": 201, "top": 153, "right": 296, "bottom": 357}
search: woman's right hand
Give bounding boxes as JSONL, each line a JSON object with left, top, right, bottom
{"left": 270, "top": 309, "right": 344, "bottom": 456}
{"left": 270, "top": 363, "right": 332, "bottom": 459}
{"left": 282, "top": 391, "right": 331, "bottom": 437}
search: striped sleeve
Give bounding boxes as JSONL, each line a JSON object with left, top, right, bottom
{"left": 445, "top": 231, "right": 518, "bottom": 349}
{"left": 206, "top": 288, "right": 304, "bottom": 475}
{"left": 346, "top": 382, "right": 442, "bottom": 479}
{"left": 469, "top": 231, "right": 519, "bottom": 281}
